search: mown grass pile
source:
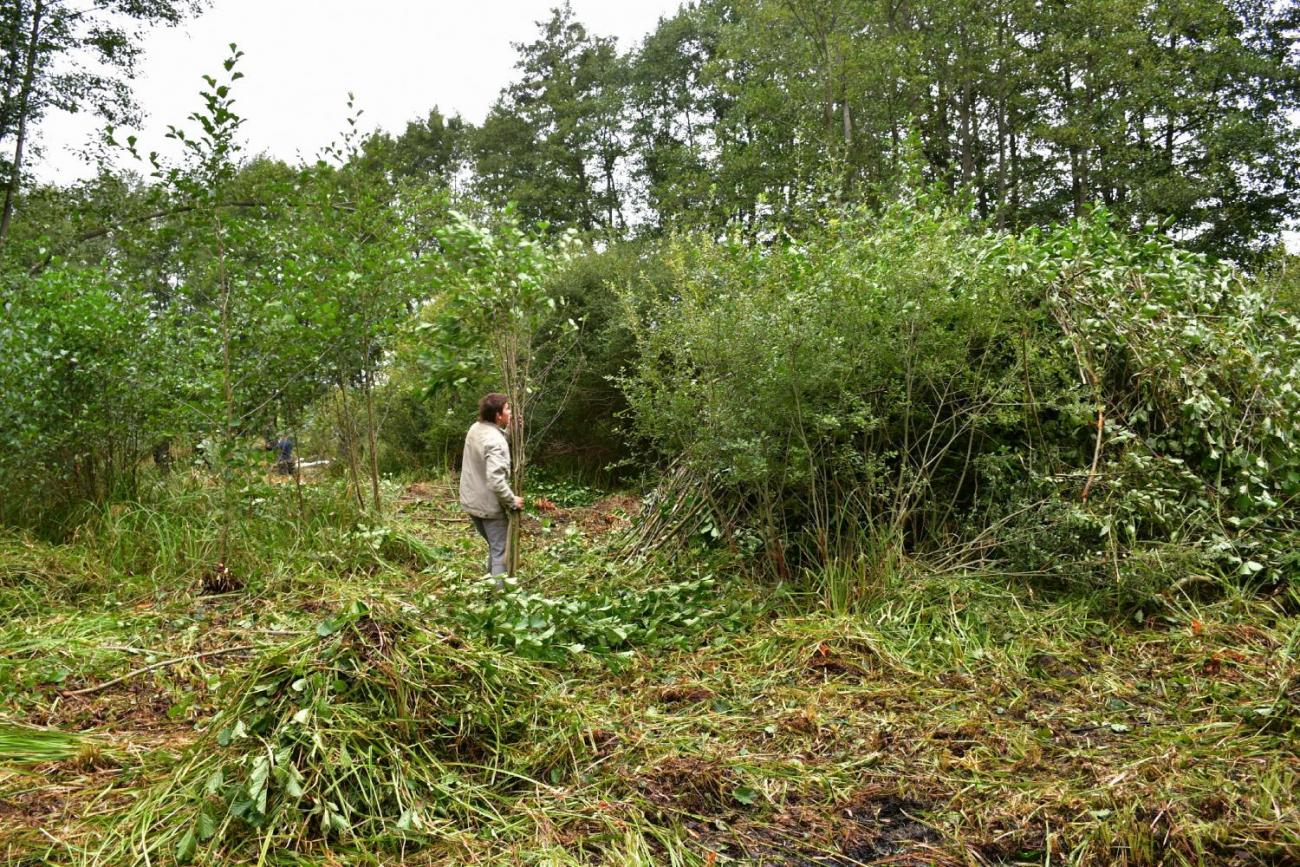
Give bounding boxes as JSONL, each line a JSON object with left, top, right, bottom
{"left": 98, "top": 601, "right": 588, "bottom": 864}
{"left": 0, "top": 722, "right": 88, "bottom": 765}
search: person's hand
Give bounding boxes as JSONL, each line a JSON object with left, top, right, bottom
{"left": 512, "top": 496, "right": 524, "bottom": 511}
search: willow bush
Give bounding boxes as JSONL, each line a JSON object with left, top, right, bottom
{"left": 0, "top": 266, "right": 176, "bottom": 531}
{"left": 620, "top": 202, "right": 1300, "bottom": 594}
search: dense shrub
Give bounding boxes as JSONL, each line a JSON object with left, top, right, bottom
{"left": 0, "top": 266, "right": 176, "bottom": 531}
{"left": 620, "top": 202, "right": 1300, "bottom": 591}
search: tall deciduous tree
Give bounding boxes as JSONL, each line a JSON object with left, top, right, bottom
{"left": 626, "top": 2, "right": 726, "bottom": 229}
{"left": 620, "top": 0, "right": 1300, "bottom": 257}
{"left": 352, "top": 106, "right": 471, "bottom": 189}
{"left": 473, "top": 2, "right": 629, "bottom": 232}
{"left": 0, "top": 0, "right": 199, "bottom": 247}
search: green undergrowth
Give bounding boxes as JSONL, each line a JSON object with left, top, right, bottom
{"left": 0, "top": 477, "right": 1296, "bottom": 866}
{"left": 441, "top": 570, "right": 761, "bottom": 665}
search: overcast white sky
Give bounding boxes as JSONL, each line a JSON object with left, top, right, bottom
{"left": 32, "top": 0, "right": 684, "bottom": 183}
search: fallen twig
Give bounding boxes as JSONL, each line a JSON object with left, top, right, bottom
{"left": 62, "top": 645, "right": 256, "bottom": 697}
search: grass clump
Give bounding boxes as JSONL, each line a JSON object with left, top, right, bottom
{"left": 100, "top": 600, "right": 587, "bottom": 864}
{"left": 0, "top": 721, "right": 87, "bottom": 765}
{"left": 0, "top": 534, "right": 107, "bottom": 615}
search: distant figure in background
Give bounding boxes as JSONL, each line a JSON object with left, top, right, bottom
{"left": 267, "top": 436, "right": 294, "bottom": 475}
{"left": 459, "top": 393, "right": 523, "bottom": 582}
{"left": 152, "top": 440, "right": 172, "bottom": 475}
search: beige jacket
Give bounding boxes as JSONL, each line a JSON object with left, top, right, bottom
{"left": 459, "top": 421, "right": 517, "bottom": 518}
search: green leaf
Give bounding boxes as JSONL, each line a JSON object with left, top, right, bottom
{"left": 175, "top": 828, "right": 197, "bottom": 864}
{"left": 196, "top": 805, "right": 219, "bottom": 841}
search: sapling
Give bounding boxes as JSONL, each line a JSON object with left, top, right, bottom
{"left": 432, "top": 207, "right": 576, "bottom": 576}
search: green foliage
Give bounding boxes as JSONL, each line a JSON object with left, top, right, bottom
{"left": 627, "top": 0, "right": 1300, "bottom": 257}
{"left": 0, "top": 0, "right": 198, "bottom": 246}
{"left": 528, "top": 242, "right": 663, "bottom": 475}
{"left": 527, "top": 473, "right": 601, "bottom": 508}
{"left": 472, "top": 4, "right": 628, "bottom": 232}
{"left": 1, "top": 54, "right": 458, "bottom": 530}
{"left": 992, "top": 212, "right": 1300, "bottom": 585}
{"left": 379, "top": 234, "right": 651, "bottom": 478}
{"left": 447, "top": 572, "right": 750, "bottom": 664}
{"left": 0, "top": 265, "right": 170, "bottom": 529}
{"left": 416, "top": 204, "right": 579, "bottom": 505}
{"left": 352, "top": 106, "right": 470, "bottom": 185}
{"left": 620, "top": 199, "right": 1300, "bottom": 594}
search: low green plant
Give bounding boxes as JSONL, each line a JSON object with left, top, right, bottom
{"left": 445, "top": 571, "right": 755, "bottom": 664}
{"left": 526, "top": 473, "right": 602, "bottom": 508}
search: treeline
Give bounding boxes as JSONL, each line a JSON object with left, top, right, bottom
{"left": 364, "top": 0, "right": 1300, "bottom": 261}
{"left": 1, "top": 2, "right": 1299, "bottom": 599}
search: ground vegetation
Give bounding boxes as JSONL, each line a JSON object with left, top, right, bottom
{"left": 0, "top": 6, "right": 1298, "bottom": 865}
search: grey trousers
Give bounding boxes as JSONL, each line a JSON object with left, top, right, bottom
{"left": 470, "top": 515, "right": 510, "bottom": 576}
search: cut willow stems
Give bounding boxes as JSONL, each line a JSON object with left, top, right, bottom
{"left": 616, "top": 462, "right": 713, "bottom": 560}
{"left": 499, "top": 307, "right": 529, "bottom": 579}
{"left": 507, "top": 508, "right": 521, "bottom": 576}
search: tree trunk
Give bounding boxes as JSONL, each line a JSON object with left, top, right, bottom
{"left": 994, "top": 81, "right": 1008, "bottom": 226}
{"left": 216, "top": 216, "right": 235, "bottom": 567}
{"left": 958, "top": 27, "right": 975, "bottom": 189}
{"left": 0, "top": 1, "right": 29, "bottom": 141}
{"left": 935, "top": 76, "right": 952, "bottom": 189}
{"left": 363, "top": 365, "right": 381, "bottom": 513}
{"left": 0, "top": 0, "right": 43, "bottom": 247}
{"left": 993, "top": 10, "right": 1011, "bottom": 228}
{"left": 336, "top": 378, "right": 366, "bottom": 512}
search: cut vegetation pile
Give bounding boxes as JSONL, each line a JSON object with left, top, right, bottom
{"left": 0, "top": 722, "right": 89, "bottom": 765}
{"left": 98, "top": 601, "right": 587, "bottom": 864}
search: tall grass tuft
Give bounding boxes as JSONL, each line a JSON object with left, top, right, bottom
{"left": 0, "top": 722, "right": 85, "bottom": 765}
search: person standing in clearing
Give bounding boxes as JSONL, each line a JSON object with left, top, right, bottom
{"left": 460, "top": 393, "right": 524, "bottom": 582}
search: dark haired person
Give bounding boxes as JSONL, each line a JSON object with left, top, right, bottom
{"left": 267, "top": 436, "right": 294, "bottom": 475}
{"left": 459, "top": 393, "right": 523, "bottom": 582}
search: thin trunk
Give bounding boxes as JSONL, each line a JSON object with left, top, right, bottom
{"left": 292, "top": 423, "right": 305, "bottom": 539}
{"left": 0, "top": 0, "right": 43, "bottom": 247}
{"left": 363, "top": 366, "right": 381, "bottom": 513}
{"left": 336, "top": 379, "right": 366, "bottom": 511}
{"left": 995, "top": 92, "right": 1008, "bottom": 226}
{"left": 0, "top": 0, "right": 28, "bottom": 140}
{"left": 959, "top": 29, "right": 975, "bottom": 188}
{"left": 1063, "top": 63, "right": 1087, "bottom": 217}
{"left": 216, "top": 218, "right": 234, "bottom": 567}
{"left": 1164, "top": 32, "right": 1176, "bottom": 166}
{"left": 1010, "top": 125, "right": 1021, "bottom": 218}
{"left": 994, "top": 13, "right": 1008, "bottom": 227}
{"left": 935, "top": 76, "right": 952, "bottom": 189}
